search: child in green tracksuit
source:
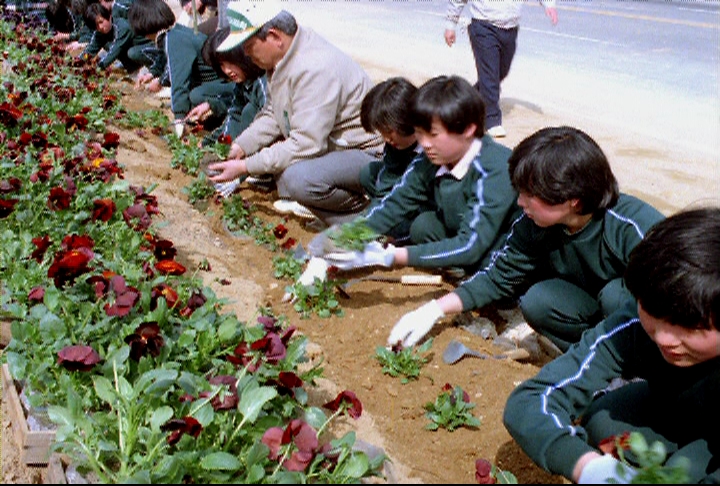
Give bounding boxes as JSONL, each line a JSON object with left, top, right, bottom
{"left": 194, "top": 26, "right": 268, "bottom": 148}
{"left": 318, "top": 75, "right": 520, "bottom": 274}
{"left": 387, "top": 126, "right": 665, "bottom": 351}
{"left": 80, "top": 2, "right": 149, "bottom": 73}
{"left": 128, "top": 0, "right": 235, "bottom": 135}
{"left": 503, "top": 207, "right": 720, "bottom": 484}
{"left": 357, "top": 77, "right": 424, "bottom": 244}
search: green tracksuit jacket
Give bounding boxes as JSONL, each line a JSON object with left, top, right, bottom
{"left": 82, "top": 17, "right": 148, "bottom": 70}
{"left": 454, "top": 193, "right": 665, "bottom": 311}
{"left": 365, "top": 135, "right": 519, "bottom": 270}
{"left": 203, "top": 75, "right": 267, "bottom": 146}
{"left": 503, "top": 301, "right": 720, "bottom": 482}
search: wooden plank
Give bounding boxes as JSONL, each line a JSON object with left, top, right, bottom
{"left": 2, "top": 363, "right": 55, "bottom": 465}
{"left": 45, "top": 453, "right": 69, "bottom": 484}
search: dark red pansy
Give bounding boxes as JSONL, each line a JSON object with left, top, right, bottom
{"left": 160, "top": 416, "right": 202, "bottom": 446}
{"left": 150, "top": 283, "right": 179, "bottom": 310}
{"left": 280, "top": 237, "right": 296, "bottom": 251}
{"left": 0, "top": 177, "right": 22, "bottom": 194}
{"left": 598, "top": 431, "right": 632, "bottom": 459}
{"left": 102, "top": 132, "right": 120, "bottom": 149}
{"left": 47, "top": 186, "right": 73, "bottom": 211}
{"left": 124, "top": 322, "right": 164, "bottom": 361}
{"left": 30, "top": 235, "right": 51, "bottom": 262}
{"left": 61, "top": 233, "right": 94, "bottom": 251}
{"left": 47, "top": 247, "right": 94, "bottom": 288}
{"left": 475, "top": 459, "right": 496, "bottom": 484}
{"left": 57, "top": 344, "right": 101, "bottom": 372}
{"left": 91, "top": 198, "right": 115, "bottom": 222}
{"left": 273, "top": 224, "right": 288, "bottom": 239}
{"left": 103, "top": 275, "right": 140, "bottom": 317}
{"left": 322, "top": 390, "right": 363, "bottom": 419}
{"left": 200, "top": 375, "right": 239, "bottom": 411}
{"left": 153, "top": 239, "right": 177, "bottom": 261}
{"left": 251, "top": 333, "right": 287, "bottom": 364}
{"left": 0, "top": 198, "right": 19, "bottom": 218}
{"left": 179, "top": 290, "right": 206, "bottom": 317}
{"left": 27, "top": 286, "right": 45, "bottom": 303}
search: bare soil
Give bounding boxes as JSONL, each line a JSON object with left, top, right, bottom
{"left": 1, "top": 74, "right": 574, "bottom": 484}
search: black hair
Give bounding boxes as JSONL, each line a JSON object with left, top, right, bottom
{"left": 361, "top": 77, "right": 417, "bottom": 137}
{"left": 46, "top": 0, "right": 74, "bottom": 33}
{"left": 127, "top": 0, "right": 175, "bottom": 36}
{"left": 625, "top": 206, "right": 720, "bottom": 331}
{"left": 83, "top": 2, "right": 110, "bottom": 30}
{"left": 508, "top": 126, "right": 619, "bottom": 214}
{"left": 201, "top": 26, "right": 264, "bottom": 82}
{"left": 410, "top": 75, "right": 485, "bottom": 137}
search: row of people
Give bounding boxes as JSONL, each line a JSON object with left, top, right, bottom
{"left": 21, "top": 0, "right": 718, "bottom": 482}
{"left": 195, "top": 2, "right": 718, "bottom": 484}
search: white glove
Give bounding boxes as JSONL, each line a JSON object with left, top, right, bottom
{"left": 324, "top": 241, "right": 395, "bottom": 270}
{"left": 173, "top": 122, "right": 185, "bottom": 138}
{"left": 214, "top": 178, "right": 242, "bottom": 199}
{"left": 387, "top": 300, "right": 444, "bottom": 348}
{"left": 578, "top": 455, "right": 637, "bottom": 484}
{"left": 282, "top": 257, "right": 329, "bottom": 303}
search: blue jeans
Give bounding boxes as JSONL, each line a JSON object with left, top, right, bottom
{"left": 467, "top": 19, "right": 518, "bottom": 129}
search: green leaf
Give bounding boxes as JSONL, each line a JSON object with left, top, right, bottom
{"left": 239, "top": 386, "right": 278, "bottom": 424}
{"left": 150, "top": 406, "right": 174, "bottom": 432}
{"left": 200, "top": 452, "right": 242, "bottom": 471}
{"left": 93, "top": 375, "right": 117, "bottom": 405}
{"left": 336, "top": 452, "right": 370, "bottom": 479}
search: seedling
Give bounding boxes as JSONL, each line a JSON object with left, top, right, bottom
{"left": 327, "top": 217, "right": 385, "bottom": 251}
{"left": 424, "top": 383, "right": 481, "bottom": 432}
{"left": 374, "top": 339, "right": 433, "bottom": 384}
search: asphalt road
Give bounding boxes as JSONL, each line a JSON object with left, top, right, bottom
{"left": 279, "top": 0, "right": 718, "bottom": 215}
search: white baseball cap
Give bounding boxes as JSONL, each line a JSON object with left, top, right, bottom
{"left": 217, "top": 0, "right": 284, "bottom": 52}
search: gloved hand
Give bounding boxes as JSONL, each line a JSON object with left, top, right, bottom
{"left": 173, "top": 122, "right": 185, "bottom": 138}
{"left": 387, "top": 300, "right": 445, "bottom": 348}
{"left": 282, "top": 257, "right": 329, "bottom": 303}
{"left": 578, "top": 454, "right": 637, "bottom": 484}
{"left": 324, "top": 241, "right": 395, "bottom": 271}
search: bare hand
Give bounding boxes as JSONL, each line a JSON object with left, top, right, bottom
{"left": 146, "top": 78, "right": 162, "bottom": 93}
{"left": 134, "top": 72, "right": 153, "bottom": 90}
{"left": 444, "top": 29, "right": 456, "bottom": 47}
{"left": 208, "top": 159, "right": 248, "bottom": 182}
{"left": 187, "top": 102, "right": 212, "bottom": 123}
{"left": 228, "top": 143, "right": 246, "bottom": 160}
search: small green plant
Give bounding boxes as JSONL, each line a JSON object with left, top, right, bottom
{"left": 272, "top": 254, "right": 304, "bottom": 280}
{"left": 326, "top": 218, "right": 384, "bottom": 252}
{"left": 182, "top": 173, "right": 216, "bottom": 206}
{"left": 374, "top": 339, "right": 433, "bottom": 384}
{"left": 608, "top": 432, "right": 690, "bottom": 484}
{"left": 424, "top": 383, "right": 481, "bottom": 431}
{"left": 221, "top": 196, "right": 277, "bottom": 250}
{"left": 288, "top": 278, "right": 344, "bottom": 319}
{"left": 115, "top": 108, "right": 169, "bottom": 131}
{"left": 475, "top": 458, "right": 518, "bottom": 484}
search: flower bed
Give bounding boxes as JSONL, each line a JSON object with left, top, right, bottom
{"left": 0, "top": 13, "right": 385, "bottom": 483}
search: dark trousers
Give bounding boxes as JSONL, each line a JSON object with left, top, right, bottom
{"left": 467, "top": 19, "right": 518, "bottom": 129}
{"left": 582, "top": 381, "right": 716, "bottom": 483}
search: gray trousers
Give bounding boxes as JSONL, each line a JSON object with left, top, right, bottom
{"left": 276, "top": 149, "right": 375, "bottom": 226}
{"left": 519, "top": 277, "right": 631, "bottom": 351}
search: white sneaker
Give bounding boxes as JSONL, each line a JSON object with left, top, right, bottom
{"left": 487, "top": 125, "right": 507, "bottom": 138}
{"left": 155, "top": 87, "right": 172, "bottom": 99}
{"left": 272, "top": 200, "right": 316, "bottom": 220}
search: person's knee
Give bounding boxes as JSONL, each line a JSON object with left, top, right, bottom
{"left": 518, "top": 284, "right": 550, "bottom": 327}
{"left": 598, "top": 278, "right": 633, "bottom": 317}
{"left": 409, "top": 211, "right": 446, "bottom": 243}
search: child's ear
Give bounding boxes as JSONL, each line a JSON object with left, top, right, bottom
{"left": 463, "top": 123, "right": 477, "bottom": 139}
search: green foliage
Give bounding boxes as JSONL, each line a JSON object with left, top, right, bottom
{"left": 115, "top": 109, "right": 169, "bottom": 132}
{"left": 326, "top": 218, "right": 383, "bottom": 252}
{"left": 374, "top": 339, "right": 433, "bottom": 384}
{"left": 272, "top": 254, "right": 304, "bottom": 281}
{"left": 288, "top": 278, "right": 344, "bottom": 319}
{"left": 423, "top": 384, "right": 481, "bottom": 432}
{"left": 614, "top": 432, "right": 690, "bottom": 484}
{"left": 182, "top": 173, "right": 217, "bottom": 206}
{"left": 221, "top": 196, "right": 277, "bottom": 251}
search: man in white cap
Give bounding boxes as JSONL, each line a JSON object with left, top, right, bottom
{"left": 208, "top": 1, "right": 383, "bottom": 228}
